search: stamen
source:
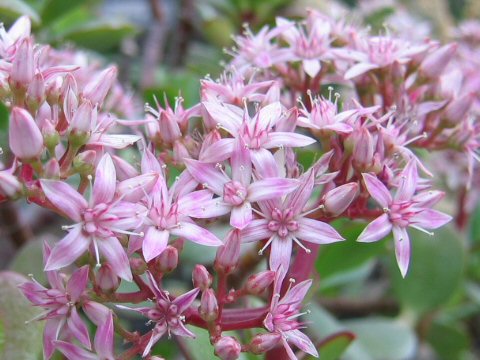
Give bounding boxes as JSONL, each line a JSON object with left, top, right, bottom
{"left": 410, "top": 225, "right": 434, "bottom": 236}
{"left": 300, "top": 204, "right": 325, "bottom": 217}
{"left": 258, "top": 236, "right": 274, "bottom": 255}
{"left": 402, "top": 132, "right": 427, "bottom": 147}
{"left": 93, "top": 239, "right": 101, "bottom": 268}
{"left": 292, "top": 236, "right": 311, "bottom": 254}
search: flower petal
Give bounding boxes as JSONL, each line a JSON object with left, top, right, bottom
{"left": 230, "top": 202, "right": 253, "bottom": 230}
{"left": 395, "top": 160, "right": 417, "bottom": 202}
{"left": 54, "top": 341, "right": 97, "bottom": 360}
{"left": 67, "top": 306, "right": 91, "bottom": 349}
{"left": 269, "top": 235, "right": 293, "bottom": 272}
{"left": 362, "top": 173, "right": 392, "bottom": 208}
{"left": 410, "top": 209, "right": 452, "bottom": 229}
{"left": 43, "top": 318, "right": 61, "bottom": 360}
{"left": 45, "top": 226, "right": 90, "bottom": 271}
{"left": 393, "top": 226, "right": 411, "bottom": 278}
{"left": 142, "top": 227, "right": 169, "bottom": 262}
{"left": 357, "top": 214, "right": 392, "bottom": 243}
{"left": 297, "top": 218, "right": 345, "bottom": 244}
{"left": 94, "top": 311, "right": 114, "bottom": 359}
{"left": 97, "top": 237, "right": 132, "bottom": 281}
{"left": 185, "top": 198, "right": 232, "bottom": 219}
{"left": 263, "top": 132, "right": 316, "bottom": 149}
{"left": 286, "top": 329, "right": 318, "bottom": 357}
{"left": 177, "top": 190, "right": 214, "bottom": 216}
{"left": 199, "top": 138, "right": 235, "bottom": 163}
{"left": 231, "top": 138, "right": 252, "bottom": 186}
{"left": 303, "top": 59, "right": 321, "bottom": 78}
{"left": 203, "top": 102, "right": 242, "bottom": 135}
{"left": 248, "top": 178, "right": 298, "bottom": 202}
{"left": 345, "top": 62, "right": 379, "bottom": 79}
{"left": 67, "top": 265, "right": 89, "bottom": 302}
{"left": 171, "top": 221, "right": 223, "bottom": 246}
{"left": 184, "top": 158, "right": 228, "bottom": 196}
{"left": 174, "top": 287, "right": 200, "bottom": 313}
{"left": 41, "top": 180, "right": 87, "bottom": 221}
{"left": 93, "top": 153, "right": 116, "bottom": 204}
{"left": 241, "top": 219, "right": 270, "bottom": 243}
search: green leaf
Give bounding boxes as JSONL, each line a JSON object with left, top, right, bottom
{"left": 9, "top": 238, "right": 47, "bottom": 284}
{"left": 40, "top": 0, "right": 88, "bottom": 25}
{"left": 469, "top": 203, "right": 480, "bottom": 243}
{"left": 427, "top": 321, "right": 470, "bottom": 360}
{"left": 0, "top": 102, "right": 8, "bottom": 131}
{"left": 0, "top": 0, "right": 40, "bottom": 25}
{"left": 389, "top": 225, "right": 464, "bottom": 314}
{"left": 316, "top": 331, "right": 356, "bottom": 360}
{"left": 61, "top": 20, "right": 137, "bottom": 52}
{"left": 343, "top": 317, "right": 417, "bottom": 360}
{"left": 0, "top": 271, "right": 43, "bottom": 359}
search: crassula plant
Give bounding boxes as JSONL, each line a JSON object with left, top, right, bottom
{"left": 1, "top": 7, "right": 479, "bottom": 359}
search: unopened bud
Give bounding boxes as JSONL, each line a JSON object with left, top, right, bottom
{"left": 83, "top": 66, "right": 117, "bottom": 106}
{"left": 42, "top": 119, "right": 60, "bottom": 152}
{"left": 250, "top": 333, "right": 281, "bottom": 354}
{"left": 70, "top": 100, "right": 95, "bottom": 134}
{"left": 0, "top": 171, "right": 21, "bottom": 197}
{"left": 112, "top": 155, "right": 139, "bottom": 181}
{"left": 323, "top": 182, "right": 359, "bottom": 216}
{"left": 192, "top": 265, "right": 212, "bottom": 290}
{"left": 442, "top": 92, "right": 475, "bottom": 127}
{"left": 214, "top": 336, "right": 241, "bottom": 360}
{"left": 420, "top": 43, "right": 457, "bottom": 79}
{"left": 130, "top": 257, "right": 147, "bottom": 275}
{"left": 199, "top": 289, "right": 218, "bottom": 322}
{"left": 97, "top": 263, "right": 120, "bottom": 293}
{"left": 245, "top": 270, "right": 275, "bottom": 295}
{"left": 46, "top": 76, "right": 63, "bottom": 106}
{"left": 72, "top": 150, "right": 96, "bottom": 175}
{"left": 44, "top": 158, "right": 60, "bottom": 179}
{"left": 156, "top": 246, "right": 178, "bottom": 273}
{"left": 215, "top": 229, "right": 241, "bottom": 274}
{"left": 352, "top": 127, "right": 374, "bottom": 170}
{"left": 83, "top": 300, "right": 111, "bottom": 326}
{"left": 9, "top": 37, "right": 34, "bottom": 92}
{"left": 26, "top": 73, "right": 45, "bottom": 111}
{"left": 173, "top": 140, "right": 190, "bottom": 164}
{"left": 9, "top": 107, "right": 43, "bottom": 159}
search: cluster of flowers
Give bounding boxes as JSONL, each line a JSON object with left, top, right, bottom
{"left": 1, "top": 7, "right": 477, "bottom": 359}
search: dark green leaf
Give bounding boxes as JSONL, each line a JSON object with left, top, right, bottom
{"left": 316, "top": 331, "right": 356, "bottom": 360}
{"left": 0, "top": 0, "right": 39, "bottom": 25}
{"left": 40, "top": 0, "right": 88, "bottom": 25}
{"left": 427, "top": 321, "right": 470, "bottom": 360}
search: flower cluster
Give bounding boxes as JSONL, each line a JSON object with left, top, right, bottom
{"left": 1, "top": 7, "right": 476, "bottom": 359}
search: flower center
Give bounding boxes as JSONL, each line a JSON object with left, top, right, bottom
{"left": 267, "top": 207, "right": 299, "bottom": 238}
{"left": 82, "top": 203, "right": 109, "bottom": 235}
{"left": 223, "top": 181, "right": 247, "bottom": 206}
{"left": 389, "top": 202, "right": 416, "bottom": 227}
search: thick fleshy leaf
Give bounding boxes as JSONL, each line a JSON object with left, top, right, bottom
{"left": 230, "top": 202, "right": 253, "bottom": 230}
{"left": 392, "top": 226, "right": 410, "bottom": 278}
{"left": 362, "top": 173, "right": 392, "bottom": 208}
{"left": 97, "top": 237, "right": 132, "bottom": 281}
{"left": 357, "top": 214, "right": 392, "bottom": 243}
{"left": 269, "top": 236, "right": 293, "bottom": 272}
{"left": 41, "top": 180, "right": 87, "bottom": 221}
{"left": 142, "top": 227, "right": 169, "bottom": 262}
{"left": 67, "top": 307, "right": 91, "bottom": 349}
{"left": 67, "top": 266, "right": 89, "bottom": 302}
{"left": 248, "top": 178, "right": 298, "bottom": 202}
{"left": 241, "top": 219, "right": 270, "bottom": 243}
{"left": 93, "top": 153, "right": 116, "bottom": 204}
{"left": 184, "top": 158, "right": 228, "bottom": 195}
{"left": 297, "top": 218, "right": 345, "bottom": 244}
{"left": 45, "top": 226, "right": 90, "bottom": 271}
{"left": 171, "top": 221, "right": 223, "bottom": 246}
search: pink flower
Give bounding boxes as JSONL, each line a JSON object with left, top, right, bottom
{"left": 262, "top": 269, "right": 318, "bottom": 359}
{"left": 118, "top": 272, "right": 200, "bottom": 357}
{"left": 241, "top": 170, "right": 344, "bottom": 271}
{"left": 185, "top": 139, "right": 299, "bottom": 230}
{"left": 9, "top": 107, "right": 44, "bottom": 159}
{"left": 41, "top": 153, "right": 157, "bottom": 281}
{"left": 358, "top": 160, "right": 452, "bottom": 277}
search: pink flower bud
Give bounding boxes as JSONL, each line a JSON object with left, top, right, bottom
{"left": 215, "top": 230, "right": 241, "bottom": 274}
{"left": 9, "top": 107, "right": 43, "bottom": 159}
{"left": 323, "top": 182, "right": 359, "bottom": 216}
{"left": 173, "top": 140, "right": 190, "bottom": 164}
{"left": 245, "top": 270, "right": 275, "bottom": 295}
{"left": 42, "top": 119, "right": 59, "bottom": 152}
{"left": 156, "top": 246, "right": 178, "bottom": 273}
{"left": 352, "top": 127, "right": 374, "bottom": 170}
{"left": 70, "top": 100, "right": 95, "bottom": 133}
{"left": 72, "top": 150, "right": 96, "bottom": 175}
{"left": 26, "top": 73, "right": 45, "bottom": 110}
{"left": 44, "top": 158, "right": 60, "bottom": 179}
{"left": 83, "top": 66, "right": 117, "bottom": 106}
{"left": 250, "top": 333, "right": 281, "bottom": 354}
{"left": 63, "top": 87, "right": 78, "bottom": 124}
{"left": 214, "top": 336, "right": 241, "bottom": 360}
{"left": 420, "top": 43, "right": 457, "bottom": 79}
{"left": 130, "top": 257, "right": 147, "bottom": 275}
{"left": 199, "top": 289, "right": 218, "bottom": 322}
{"left": 97, "top": 263, "right": 120, "bottom": 292}
{"left": 112, "top": 155, "right": 139, "bottom": 181}
{"left": 443, "top": 92, "right": 475, "bottom": 126}
{"left": 83, "top": 300, "right": 111, "bottom": 326}
{"left": 192, "top": 265, "right": 213, "bottom": 290}
{"left": 0, "top": 171, "right": 21, "bottom": 197}
{"left": 9, "top": 37, "right": 33, "bottom": 90}
{"left": 46, "top": 76, "right": 63, "bottom": 105}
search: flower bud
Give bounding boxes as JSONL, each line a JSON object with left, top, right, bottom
{"left": 130, "top": 257, "right": 147, "bottom": 275}
{"left": 215, "top": 230, "right": 240, "bottom": 274}
{"left": 44, "top": 158, "right": 60, "bottom": 179}
{"left": 173, "top": 140, "right": 190, "bottom": 164}
{"left": 112, "top": 155, "right": 139, "bottom": 181}
{"left": 198, "top": 289, "right": 218, "bottom": 322}
{"left": 156, "top": 246, "right": 178, "bottom": 273}
{"left": 83, "top": 66, "right": 117, "bottom": 106}
{"left": 249, "top": 333, "right": 281, "bottom": 354}
{"left": 323, "top": 182, "right": 359, "bottom": 216}
{"left": 420, "top": 43, "right": 457, "bottom": 79}
{"left": 9, "top": 37, "right": 33, "bottom": 91}
{"left": 70, "top": 100, "right": 95, "bottom": 133}
{"left": 9, "top": 107, "right": 43, "bottom": 159}
{"left": 97, "top": 263, "right": 120, "bottom": 293}
{"left": 352, "top": 127, "right": 374, "bottom": 170}
{"left": 83, "top": 300, "right": 111, "bottom": 326}
{"left": 192, "top": 265, "right": 212, "bottom": 290}
{"left": 245, "top": 270, "right": 275, "bottom": 295}
{"left": 442, "top": 92, "right": 475, "bottom": 127}
{"left": 0, "top": 171, "right": 21, "bottom": 197}
{"left": 214, "top": 336, "right": 241, "bottom": 360}
{"left": 72, "top": 150, "right": 96, "bottom": 175}
{"left": 26, "top": 73, "right": 45, "bottom": 111}
{"left": 46, "top": 76, "right": 63, "bottom": 106}
{"left": 42, "top": 119, "right": 60, "bottom": 153}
